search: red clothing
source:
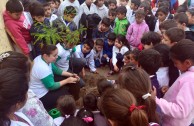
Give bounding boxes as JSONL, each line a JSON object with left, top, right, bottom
{"left": 3, "top": 11, "right": 31, "bottom": 55}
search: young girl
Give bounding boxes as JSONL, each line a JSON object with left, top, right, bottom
{"left": 99, "top": 88, "right": 159, "bottom": 126}
{"left": 94, "top": 0, "right": 108, "bottom": 19}
{"left": 109, "top": 34, "right": 129, "bottom": 75}
{"left": 123, "top": 48, "right": 140, "bottom": 66}
{"left": 76, "top": 108, "right": 95, "bottom": 126}
{"left": 152, "top": 39, "right": 194, "bottom": 126}
{"left": 126, "top": 9, "right": 149, "bottom": 49}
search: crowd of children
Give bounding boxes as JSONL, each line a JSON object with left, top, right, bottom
{"left": 1, "top": 0, "right": 194, "bottom": 125}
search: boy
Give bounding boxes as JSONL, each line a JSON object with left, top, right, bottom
{"left": 92, "top": 39, "right": 104, "bottom": 67}
{"left": 138, "top": 49, "right": 162, "bottom": 98}
{"left": 108, "top": 9, "right": 116, "bottom": 30}
{"left": 119, "top": 0, "right": 130, "bottom": 9}
{"left": 174, "top": 12, "right": 194, "bottom": 41}
{"left": 43, "top": 3, "right": 58, "bottom": 24}
{"left": 127, "top": 0, "right": 141, "bottom": 24}
{"left": 102, "top": 32, "right": 116, "bottom": 65}
{"left": 92, "top": 17, "right": 111, "bottom": 40}
{"left": 159, "top": 19, "right": 178, "bottom": 35}
{"left": 114, "top": 6, "right": 129, "bottom": 36}
{"left": 74, "top": 39, "right": 97, "bottom": 73}
{"left": 186, "top": 9, "right": 194, "bottom": 31}
{"left": 162, "top": 27, "right": 185, "bottom": 47}
{"left": 108, "top": 0, "right": 117, "bottom": 10}
{"left": 3, "top": 0, "right": 32, "bottom": 56}
{"left": 123, "top": 48, "right": 140, "bottom": 66}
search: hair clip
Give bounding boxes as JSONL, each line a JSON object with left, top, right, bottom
{"left": 126, "top": 65, "right": 136, "bottom": 71}
{"left": 82, "top": 117, "right": 93, "bottom": 123}
{"left": 142, "top": 93, "right": 151, "bottom": 100}
{"left": 129, "top": 104, "right": 145, "bottom": 112}
{"left": 0, "top": 53, "right": 10, "bottom": 62}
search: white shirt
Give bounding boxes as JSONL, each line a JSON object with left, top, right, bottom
{"left": 156, "top": 67, "right": 169, "bottom": 87}
{"left": 95, "top": 4, "right": 108, "bottom": 19}
{"left": 112, "top": 46, "right": 129, "bottom": 65}
{"left": 92, "top": 48, "right": 103, "bottom": 64}
{"left": 79, "top": 2, "right": 98, "bottom": 16}
{"left": 11, "top": 112, "right": 34, "bottom": 126}
{"left": 126, "top": 8, "right": 135, "bottom": 24}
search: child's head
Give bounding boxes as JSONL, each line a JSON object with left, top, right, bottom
{"left": 186, "top": 9, "right": 194, "bottom": 25}
{"left": 82, "top": 39, "right": 94, "bottom": 53}
{"left": 61, "top": 116, "right": 88, "bottom": 126}
{"left": 174, "top": 12, "right": 189, "bottom": 30}
{"left": 99, "top": 17, "right": 111, "bottom": 32}
{"left": 63, "top": 6, "right": 76, "bottom": 22}
{"left": 95, "top": 38, "right": 104, "bottom": 52}
{"left": 119, "top": 0, "right": 129, "bottom": 6}
{"left": 46, "top": 0, "right": 55, "bottom": 10}
{"left": 141, "top": 32, "right": 161, "bottom": 49}
{"left": 176, "top": 4, "right": 187, "bottom": 14}
{"left": 115, "top": 34, "right": 128, "bottom": 49}
{"left": 130, "top": 0, "right": 141, "bottom": 11}
{"left": 162, "top": 27, "right": 185, "bottom": 47}
{"left": 95, "top": 0, "right": 105, "bottom": 7}
{"left": 156, "top": 6, "right": 168, "bottom": 22}
{"left": 116, "top": 6, "right": 127, "bottom": 20}
{"left": 124, "top": 49, "right": 140, "bottom": 66}
{"left": 85, "top": 0, "right": 93, "bottom": 6}
{"left": 77, "top": 108, "right": 94, "bottom": 126}
{"left": 83, "top": 93, "right": 98, "bottom": 111}
{"left": 138, "top": 49, "right": 162, "bottom": 75}
{"left": 43, "top": 3, "right": 52, "bottom": 18}
{"left": 158, "top": 1, "right": 170, "bottom": 11}
{"left": 96, "top": 77, "right": 113, "bottom": 95}
{"left": 57, "top": 95, "right": 76, "bottom": 116}
{"left": 53, "top": 0, "right": 61, "bottom": 9}
{"left": 170, "top": 39, "right": 194, "bottom": 72}
{"left": 153, "top": 43, "right": 170, "bottom": 67}
{"left": 29, "top": 2, "right": 45, "bottom": 22}
{"left": 41, "top": 44, "right": 58, "bottom": 63}
{"left": 108, "top": 0, "right": 117, "bottom": 10}
{"left": 159, "top": 19, "right": 178, "bottom": 35}
{"left": 139, "top": 1, "right": 152, "bottom": 15}
{"left": 99, "top": 88, "right": 149, "bottom": 126}
{"left": 107, "top": 32, "right": 116, "bottom": 46}
{"left": 108, "top": 9, "right": 117, "bottom": 22}
{"left": 6, "top": 0, "right": 24, "bottom": 20}
{"left": 135, "top": 9, "right": 146, "bottom": 24}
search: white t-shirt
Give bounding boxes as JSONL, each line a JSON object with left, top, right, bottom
{"left": 156, "top": 67, "right": 169, "bottom": 87}
{"left": 11, "top": 112, "right": 34, "bottom": 126}
{"left": 29, "top": 55, "right": 53, "bottom": 98}
{"left": 95, "top": 4, "right": 108, "bottom": 19}
{"left": 112, "top": 46, "right": 129, "bottom": 65}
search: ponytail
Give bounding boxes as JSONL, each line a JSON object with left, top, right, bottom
{"left": 130, "top": 108, "right": 149, "bottom": 126}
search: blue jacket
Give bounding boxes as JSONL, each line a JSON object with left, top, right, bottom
{"left": 103, "top": 40, "right": 113, "bottom": 58}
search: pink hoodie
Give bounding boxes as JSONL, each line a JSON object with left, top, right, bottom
{"left": 156, "top": 66, "right": 194, "bottom": 126}
{"left": 3, "top": 11, "right": 31, "bottom": 55}
{"left": 126, "top": 21, "right": 149, "bottom": 47}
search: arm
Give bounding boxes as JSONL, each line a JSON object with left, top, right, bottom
{"left": 126, "top": 24, "right": 133, "bottom": 43}
{"left": 112, "top": 46, "right": 117, "bottom": 66}
{"left": 51, "top": 63, "right": 75, "bottom": 77}
{"left": 88, "top": 52, "right": 96, "bottom": 72}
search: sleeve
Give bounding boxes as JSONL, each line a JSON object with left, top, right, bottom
{"left": 73, "top": 46, "right": 81, "bottom": 58}
{"left": 145, "top": 24, "right": 150, "bottom": 32}
{"left": 5, "top": 21, "right": 30, "bottom": 55}
{"left": 88, "top": 52, "right": 96, "bottom": 72}
{"left": 126, "top": 24, "right": 133, "bottom": 43}
{"left": 112, "top": 46, "right": 117, "bottom": 66}
{"left": 41, "top": 74, "right": 60, "bottom": 90}
{"left": 51, "top": 63, "right": 63, "bottom": 75}
{"left": 156, "top": 81, "right": 194, "bottom": 119}
{"left": 113, "top": 19, "right": 118, "bottom": 35}
{"left": 56, "top": 55, "right": 61, "bottom": 62}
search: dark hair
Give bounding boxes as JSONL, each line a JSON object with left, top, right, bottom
{"left": 154, "top": 43, "right": 170, "bottom": 67}
{"left": 165, "top": 27, "right": 185, "bottom": 43}
{"left": 156, "top": 6, "right": 169, "bottom": 16}
{"left": 95, "top": 38, "right": 104, "bottom": 46}
{"left": 56, "top": 95, "right": 76, "bottom": 116}
{"left": 159, "top": 19, "right": 177, "bottom": 30}
{"left": 61, "top": 116, "right": 88, "bottom": 126}
{"left": 116, "top": 6, "right": 127, "bottom": 15}
{"left": 141, "top": 32, "right": 161, "bottom": 46}
{"left": 6, "top": 0, "right": 23, "bottom": 13}
{"left": 101, "top": 17, "right": 111, "bottom": 27}
{"left": 43, "top": 2, "right": 51, "bottom": 7}
{"left": 187, "top": 9, "right": 194, "bottom": 16}
{"left": 29, "top": 1, "right": 45, "bottom": 17}
{"left": 108, "top": 0, "right": 117, "bottom": 5}
{"left": 139, "top": 1, "right": 153, "bottom": 16}
{"left": 135, "top": 9, "right": 146, "bottom": 18}
{"left": 77, "top": 108, "right": 94, "bottom": 126}
{"left": 124, "top": 50, "right": 131, "bottom": 57}
{"left": 64, "top": 6, "right": 76, "bottom": 15}
{"left": 0, "top": 51, "right": 31, "bottom": 74}
{"left": 83, "top": 93, "right": 98, "bottom": 111}
{"left": 158, "top": 1, "right": 170, "bottom": 10}
{"left": 170, "top": 39, "right": 194, "bottom": 62}
{"left": 0, "top": 68, "right": 29, "bottom": 126}
{"left": 176, "top": 5, "right": 187, "bottom": 13}
{"left": 108, "top": 9, "right": 117, "bottom": 16}
{"left": 96, "top": 78, "right": 113, "bottom": 95}
{"left": 130, "top": 48, "right": 141, "bottom": 61}
{"left": 108, "top": 32, "right": 116, "bottom": 41}
{"left": 118, "top": 65, "right": 159, "bottom": 123}
{"left": 41, "top": 44, "right": 57, "bottom": 55}
{"left": 83, "top": 39, "right": 94, "bottom": 49}
{"left": 116, "top": 34, "right": 129, "bottom": 47}
{"left": 174, "top": 12, "right": 188, "bottom": 26}
{"left": 138, "top": 49, "right": 162, "bottom": 75}
{"left": 99, "top": 88, "right": 149, "bottom": 126}
{"left": 131, "top": 0, "right": 141, "bottom": 7}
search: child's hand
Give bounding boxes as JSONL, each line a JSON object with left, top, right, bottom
{"left": 103, "top": 54, "right": 108, "bottom": 58}
{"left": 114, "top": 65, "right": 119, "bottom": 72}
{"left": 66, "top": 77, "right": 78, "bottom": 83}
{"left": 161, "top": 86, "right": 169, "bottom": 94}
{"left": 80, "top": 68, "right": 85, "bottom": 78}
{"left": 92, "top": 70, "right": 98, "bottom": 74}
{"left": 151, "top": 86, "right": 157, "bottom": 100}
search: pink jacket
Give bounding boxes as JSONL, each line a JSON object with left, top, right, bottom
{"left": 3, "top": 11, "right": 31, "bottom": 55}
{"left": 156, "top": 66, "right": 194, "bottom": 126}
{"left": 126, "top": 21, "right": 149, "bottom": 47}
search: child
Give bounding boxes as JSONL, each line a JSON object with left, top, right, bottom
{"left": 53, "top": 6, "right": 77, "bottom": 31}
{"left": 3, "top": 0, "right": 32, "bottom": 56}
{"left": 127, "top": 0, "right": 141, "bottom": 24}
{"left": 159, "top": 19, "right": 178, "bottom": 35}
{"left": 108, "top": 9, "right": 116, "bottom": 30}
{"left": 93, "top": 39, "right": 104, "bottom": 68}
{"left": 174, "top": 12, "right": 194, "bottom": 41}
{"left": 74, "top": 39, "right": 97, "bottom": 73}
{"left": 77, "top": 108, "right": 95, "bottom": 126}
{"left": 79, "top": 0, "right": 98, "bottom": 15}
{"left": 101, "top": 32, "right": 116, "bottom": 65}
{"left": 186, "top": 9, "right": 194, "bottom": 31}
{"left": 96, "top": 78, "right": 114, "bottom": 96}
{"left": 99, "top": 88, "right": 159, "bottom": 126}
{"left": 123, "top": 48, "right": 140, "bottom": 66}
{"left": 154, "top": 6, "right": 169, "bottom": 33}
{"left": 126, "top": 9, "right": 149, "bottom": 49}
{"left": 162, "top": 27, "right": 185, "bottom": 47}
{"left": 109, "top": 34, "right": 129, "bottom": 75}
{"left": 43, "top": 2, "right": 58, "bottom": 24}
{"left": 152, "top": 39, "right": 194, "bottom": 125}
{"left": 61, "top": 116, "right": 88, "bottom": 126}
{"left": 141, "top": 31, "right": 161, "bottom": 50}
{"left": 54, "top": 95, "right": 76, "bottom": 126}
{"left": 138, "top": 49, "right": 162, "bottom": 98}
{"left": 52, "top": 0, "right": 61, "bottom": 14}
{"left": 92, "top": 17, "right": 111, "bottom": 40}
{"left": 108, "top": 0, "right": 117, "bottom": 10}
{"left": 94, "top": 0, "right": 109, "bottom": 19}
{"left": 114, "top": 6, "right": 129, "bottom": 36}
{"left": 119, "top": 0, "right": 130, "bottom": 9}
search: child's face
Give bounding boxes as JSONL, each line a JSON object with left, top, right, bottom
{"left": 54, "top": 1, "right": 60, "bottom": 9}
{"left": 186, "top": 12, "right": 194, "bottom": 25}
{"left": 64, "top": 14, "right": 76, "bottom": 22}
{"left": 108, "top": 14, "right": 116, "bottom": 22}
{"left": 45, "top": 49, "right": 58, "bottom": 63}
{"left": 172, "top": 58, "right": 190, "bottom": 72}
{"left": 162, "top": 33, "right": 174, "bottom": 47}
{"left": 8, "top": 12, "right": 22, "bottom": 20}
{"left": 108, "top": 3, "right": 117, "bottom": 10}
{"left": 34, "top": 16, "right": 45, "bottom": 22}
{"left": 44, "top": 6, "right": 52, "bottom": 17}
{"left": 95, "top": 45, "right": 103, "bottom": 52}
{"left": 99, "top": 23, "right": 109, "bottom": 32}
{"left": 123, "top": 55, "right": 130, "bottom": 65}
{"left": 82, "top": 44, "right": 91, "bottom": 53}
{"left": 135, "top": 15, "right": 144, "bottom": 24}
{"left": 117, "top": 13, "right": 125, "bottom": 20}
{"left": 119, "top": 0, "right": 128, "bottom": 6}
{"left": 176, "top": 22, "right": 185, "bottom": 30}
{"left": 114, "top": 39, "right": 122, "bottom": 48}
{"left": 86, "top": 0, "right": 93, "bottom": 5}
{"left": 108, "top": 39, "right": 115, "bottom": 46}
{"left": 97, "top": 0, "right": 105, "bottom": 7}
{"left": 157, "top": 11, "right": 167, "bottom": 22}
{"left": 129, "top": 54, "right": 138, "bottom": 65}
{"left": 130, "top": 3, "right": 137, "bottom": 10}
